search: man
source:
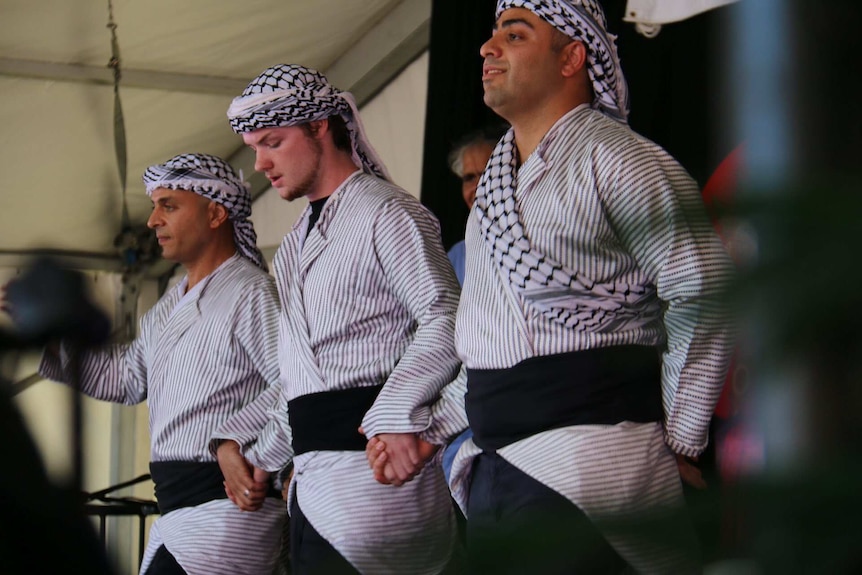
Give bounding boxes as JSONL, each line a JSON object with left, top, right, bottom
{"left": 446, "top": 1, "right": 735, "bottom": 573}
{"left": 223, "top": 64, "right": 467, "bottom": 574}
{"left": 445, "top": 125, "right": 507, "bottom": 285}
{"left": 37, "top": 154, "right": 284, "bottom": 574}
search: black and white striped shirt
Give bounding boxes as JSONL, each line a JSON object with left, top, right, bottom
{"left": 40, "top": 254, "right": 284, "bottom": 574}
{"left": 237, "top": 171, "right": 466, "bottom": 574}
{"left": 451, "top": 105, "right": 735, "bottom": 573}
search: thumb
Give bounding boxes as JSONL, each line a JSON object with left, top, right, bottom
{"left": 253, "top": 466, "right": 270, "bottom": 483}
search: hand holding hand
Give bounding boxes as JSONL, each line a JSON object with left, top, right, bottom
{"left": 217, "top": 440, "right": 270, "bottom": 511}
{"left": 364, "top": 432, "right": 438, "bottom": 486}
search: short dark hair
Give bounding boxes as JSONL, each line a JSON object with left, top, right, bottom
{"left": 447, "top": 123, "right": 509, "bottom": 177}
{"left": 551, "top": 29, "right": 575, "bottom": 53}
{"left": 327, "top": 114, "right": 352, "bottom": 153}
{"left": 300, "top": 115, "right": 352, "bottom": 153}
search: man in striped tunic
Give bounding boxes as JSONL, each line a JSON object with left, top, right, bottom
{"left": 38, "top": 154, "right": 285, "bottom": 574}
{"left": 445, "top": 1, "right": 736, "bottom": 573}
{"left": 223, "top": 64, "right": 467, "bottom": 574}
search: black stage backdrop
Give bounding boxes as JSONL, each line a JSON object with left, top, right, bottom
{"left": 420, "top": 0, "right": 739, "bottom": 251}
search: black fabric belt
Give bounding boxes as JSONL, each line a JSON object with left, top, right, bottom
{"left": 288, "top": 384, "right": 384, "bottom": 456}
{"left": 149, "top": 460, "right": 279, "bottom": 515}
{"left": 466, "top": 345, "right": 663, "bottom": 452}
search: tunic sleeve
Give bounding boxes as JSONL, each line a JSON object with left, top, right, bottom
{"left": 604, "top": 138, "right": 735, "bottom": 456}
{"left": 210, "top": 275, "right": 283, "bottom": 456}
{"left": 38, "top": 320, "right": 149, "bottom": 405}
{"left": 241, "top": 376, "right": 295, "bottom": 473}
{"left": 360, "top": 198, "right": 465, "bottom": 440}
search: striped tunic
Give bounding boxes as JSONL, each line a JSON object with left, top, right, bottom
{"left": 231, "top": 170, "right": 467, "bottom": 575}
{"left": 39, "top": 254, "right": 285, "bottom": 575}
{"left": 451, "top": 105, "right": 735, "bottom": 573}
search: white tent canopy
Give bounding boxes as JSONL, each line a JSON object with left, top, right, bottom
{"left": 0, "top": 0, "right": 431, "bottom": 275}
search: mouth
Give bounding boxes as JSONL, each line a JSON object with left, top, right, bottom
{"left": 482, "top": 64, "right": 504, "bottom": 82}
{"left": 267, "top": 174, "right": 282, "bottom": 187}
{"left": 156, "top": 236, "right": 170, "bottom": 245}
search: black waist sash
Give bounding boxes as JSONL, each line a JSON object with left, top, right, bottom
{"left": 466, "top": 345, "right": 663, "bottom": 452}
{"left": 289, "top": 384, "right": 384, "bottom": 456}
{"left": 149, "top": 460, "right": 279, "bottom": 515}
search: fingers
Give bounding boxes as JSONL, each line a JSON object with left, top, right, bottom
{"left": 675, "top": 453, "right": 708, "bottom": 490}
{"left": 365, "top": 436, "right": 385, "bottom": 469}
{"left": 217, "top": 441, "right": 269, "bottom": 511}
{"left": 224, "top": 482, "right": 237, "bottom": 504}
{"left": 226, "top": 480, "right": 267, "bottom": 511}
{"left": 252, "top": 466, "right": 270, "bottom": 484}
{"left": 366, "top": 437, "right": 412, "bottom": 486}
{"left": 366, "top": 433, "right": 440, "bottom": 486}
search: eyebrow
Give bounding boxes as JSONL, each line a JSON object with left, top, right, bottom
{"left": 494, "top": 17, "right": 535, "bottom": 31}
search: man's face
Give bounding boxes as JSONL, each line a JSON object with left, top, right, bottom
{"left": 480, "top": 8, "right": 566, "bottom": 121}
{"left": 242, "top": 125, "right": 323, "bottom": 202}
{"left": 147, "top": 188, "right": 215, "bottom": 265}
{"left": 460, "top": 142, "right": 495, "bottom": 208}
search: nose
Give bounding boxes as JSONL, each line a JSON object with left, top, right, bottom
{"left": 254, "top": 150, "right": 271, "bottom": 173}
{"left": 480, "top": 32, "right": 500, "bottom": 59}
{"left": 146, "top": 208, "right": 161, "bottom": 229}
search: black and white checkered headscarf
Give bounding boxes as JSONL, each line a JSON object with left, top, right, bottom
{"left": 475, "top": 126, "right": 656, "bottom": 332}
{"left": 497, "top": 0, "right": 629, "bottom": 123}
{"left": 142, "top": 153, "right": 267, "bottom": 271}
{"left": 226, "top": 64, "right": 392, "bottom": 182}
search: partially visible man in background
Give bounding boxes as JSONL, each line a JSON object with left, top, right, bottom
{"left": 445, "top": 125, "right": 507, "bottom": 284}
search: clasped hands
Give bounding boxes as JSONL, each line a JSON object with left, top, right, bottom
{"left": 216, "top": 440, "right": 271, "bottom": 512}
{"left": 360, "top": 428, "right": 438, "bottom": 487}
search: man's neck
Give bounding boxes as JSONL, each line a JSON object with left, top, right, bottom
{"left": 509, "top": 97, "right": 591, "bottom": 163}
{"left": 307, "top": 150, "right": 362, "bottom": 202}
{"left": 183, "top": 247, "right": 236, "bottom": 292}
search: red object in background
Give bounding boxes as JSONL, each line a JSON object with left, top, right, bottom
{"left": 701, "top": 144, "right": 744, "bottom": 420}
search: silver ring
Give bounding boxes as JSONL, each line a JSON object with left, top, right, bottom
{"left": 243, "top": 489, "right": 250, "bottom": 497}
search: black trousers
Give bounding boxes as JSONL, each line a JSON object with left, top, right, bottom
{"left": 144, "top": 544, "right": 186, "bottom": 575}
{"left": 290, "top": 497, "right": 359, "bottom": 575}
{"left": 466, "top": 452, "right": 626, "bottom": 575}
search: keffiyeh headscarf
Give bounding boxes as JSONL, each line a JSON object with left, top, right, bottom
{"left": 226, "top": 64, "right": 392, "bottom": 182}
{"left": 496, "top": 0, "right": 630, "bottom": 123}
{"left": 142, "top": 153, "right": 267, "bottom": 271}
{"left": 476, "top": 126, "right": 659, "bottom": 333}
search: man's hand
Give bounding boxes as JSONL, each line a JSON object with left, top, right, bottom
{"left": 364, "top": 432, "right": 438, "bottom": 486}
{"left": 216, "top": 440, "right": 270, "bottom": 511}
{"left": 676, "top": 453, "right": 707, "bottom": 490}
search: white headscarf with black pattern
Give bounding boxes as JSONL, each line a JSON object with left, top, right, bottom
{"left": 496, "top": 0, "right": 629, "bottom": 123}
{"left": 226, "top": 64, "right": 392, "bottom": 182}
{"left": 142, "top": 153, "right": 267, "bottom": 271}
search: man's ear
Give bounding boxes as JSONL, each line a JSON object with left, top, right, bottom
{"left": 560, "top": 40, "right": 588, "bottom": 78}
{"left": 307, "top": 119, "right": 328, "bottom": 139}
{"left": 209, "top": 201, "right": 230, "bottom": 228}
